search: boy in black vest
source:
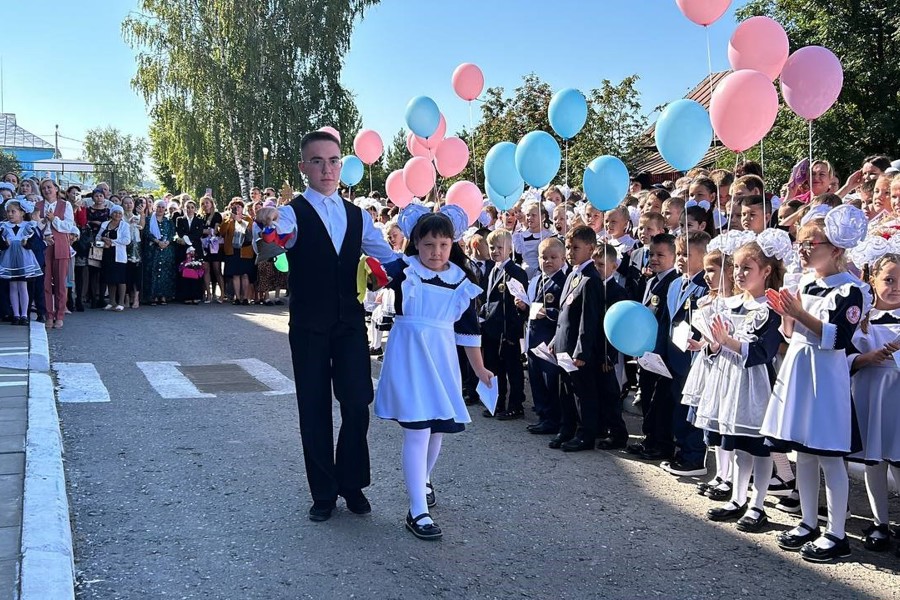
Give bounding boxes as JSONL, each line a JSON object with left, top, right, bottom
{"left": 480, "top": 228, "right": 528, "bottom": 419}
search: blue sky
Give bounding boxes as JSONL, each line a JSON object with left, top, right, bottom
{"left": 3, "top": 0, "right": 748, "bottom": 173}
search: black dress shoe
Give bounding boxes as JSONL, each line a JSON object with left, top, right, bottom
{"left": 596, "top": 438, "right": 628, "bottom": 450}
{"left": 561, "top": 437, "right": 594, "bottom": 452}
{"left": 406, "top": 512, "right": 442, "bottom": 541}
{"left": 528, "top": 422, "right": 558, "bottom": 435}
{"left": 425, "top": 482, "right": 436, "bottom": 508}
{"left": 496, "top": 408, "right": 524, "bottom": 420}
{"left": 862, "top": 523, "right": 891, "bottom": 551}
{"left": 800, "top": 533, "right": 851, "bottom": 562}
{"left": 549, "top": 433, "right": 573, "bottom": 449}
{"left": 776, "top": 522, "right": 820, "bottom": 551}
{"left": 341, "top": 491, "right": 371, "bottom": 515}
{"left": 639, "top": 447, "right": 672, "bottom": 461}
{"left": 625, "top": 442, "right": 648, "bottom": 455}
{"left": 482, "top": 409, "right": 495, "bottom": 418}
{"left": 707, "top": 501, "right": 748, "bottom": 522}
{"left": 705, "top": 481, "right": 733, "bottom": 501}
{"left": 736, "top": 507, "right": 769, "bottom": 533}
{"left": 308, "top": 502, "right": 335, "bottom": 522}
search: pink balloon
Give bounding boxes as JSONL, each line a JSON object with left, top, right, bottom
{"left": 403, "top": 157, "right": 436, "bottom": 197}
{"left": 434, "top": 137, "right": 470, "bottom": 178}
{"left": 353, "top": 129, "right": 383, "bottom": 165}
{"left": 710, "top": 69, "right": 779, "bottom": 152}
{"left": 780, "top": 46, "right": 844, "bottom": 121}
{"left": 728, "top": 16, "right": 789, "bottom": 81}
{"left": 318, "top": 126, "right": 341, "bottom": 145}
{"left": 416, "top": 114, "right": 446, "bottom": 150}
{"left": 675, "top": 0, "right": 731, "bottom": 26}
{"left": 452, "top": 63, "right": 484, "bottom": 101}
{"left": 446, "top": 181, "right": 482, "bottom": 225}
{"left": 406, "top": 132, "right": 416, "bottom": 155}
{"left": 410, "top": 136, "right": 435, "bottom": 160}
{"left": 386, "top": 170, "right": 414, "bottom": 208}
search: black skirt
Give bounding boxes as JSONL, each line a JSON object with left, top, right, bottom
{"left": 101, "top": 249, "right": 127, "bottom": 285}
{"left": 721, "top": 435, "right": 770, "bottom": 457}
{"left": 224, "top": 254, "right": 255, "bottom": 277}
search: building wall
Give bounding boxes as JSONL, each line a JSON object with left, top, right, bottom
{"left": 5, "top": 147, "right": 56, "bottom": 176}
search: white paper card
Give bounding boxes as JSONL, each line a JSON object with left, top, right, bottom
{"left": 638, "top": 352, "right": 672, "bottom": 378}
{"left": 556, "top": 352, "right": 579, "bottom": 373}
{"left": 505, "top": 279, "right": 530, "bottom": 305}
{"left": 477, "top": 376, "right": 499, "bottom": 415}
{"left": 672, "top": 321, "right": 692, "bottom": 352}
{"left": 529, "top": 302, "right": 544, "bottom": 320}
{"left": 530, "top": 342, "right": 557, "bottom": 365}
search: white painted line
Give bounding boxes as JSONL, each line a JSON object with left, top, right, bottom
{"left": 224, "top": 358, "right": 295, "bottom": 396}
{"left": 136, "top": 361, "right": 215, "bottom": 399}
{"left": 0, "top": 380, "right": 27, "bottom": 387}
{"left": 54, "top": 363, "right": 111, "bottom": 403}
{"left": 0, "top": 346, "right": 27, "bottom": 351}
{"left": 0, "top": 351, "right": 27, "bottom": 356}
{"left": 0, "top": 373, "right": 29, "bottom": 377}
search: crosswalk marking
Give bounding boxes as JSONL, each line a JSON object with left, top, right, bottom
{"left": 54, "top": 362, "right": 111, "bottom": 403}
{"left": 136, "top": 361, "right": 216, "bottom": 399}
{"left": 223, "top": 358, "right": 294, "bottom": 396}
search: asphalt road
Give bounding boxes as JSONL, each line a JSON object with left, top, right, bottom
{"left": 51, "top": 303, "right": 899, "bottom": 600}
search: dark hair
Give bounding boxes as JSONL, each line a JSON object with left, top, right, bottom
{"left": 709, "top": 169, "right": 734, "bottom": 189}
{"left": 864, "top": 155, "right": 892, "bottom": 172}
{"left": 740, "top": 195, "right": 770, "bottom": 212}
{"left": 404, "top": 213, "right": 477, "bottom": 282}
{"left": 592, "top": 243, "right": 618, "bottom": 263}
{"left": 734, "top": 241, "right": 786, "bottom": 290}
{"left": 860, "top": 178, "right": 876, "bottom": 195}
{"left": 735, "top": 160, "right": 763, "bottom": 178}
{"left": 691, "top": 176, "right": 717, "bottom": 197}
{"left": 736, "top": 174, "right": 765, "bottom": 195}
{"left": 812, "top": 192, "right": 842, "bottom": 208}
{"left": 300, "top": 130, "right": 341, "bottom": 158}
{"left": 647, "top": 188, "right": 671, "bottom": 202}
{"left": 677, "top": 230, "right": 711, "bottom": 253}
{"left": 649, "top": 232, "right": 676, "bottom": 253}
{"left": 566, "top": 225, "right": 598, "bottom": 246}
{"left": 685, "top": 205, "right": 714, "bottom": 234}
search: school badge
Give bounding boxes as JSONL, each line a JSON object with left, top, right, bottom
{"left": 846, "top": 305, "right": 861, "bottom": 325}
{"left": 545, "top": 293, "right": 555, "bottom": 304}
{"left": 498, "top": 283, "right": 506, "bottom": 293}
{"left": 650, "top": 295, "right": 660, "bottom": 307}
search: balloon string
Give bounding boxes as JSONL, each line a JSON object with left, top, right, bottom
{"left": 369, "top": 164, "right": 373, "bottom": 196}
{"left": 469, "top": 101, "right": 478, "bottom": 187}
{"left": 808, "top": 119, "right": 813, "bottom": 197}
{"left": 564, "top": 139, "right": 569, "bottom": 186}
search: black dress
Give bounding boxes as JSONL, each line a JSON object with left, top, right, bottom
{"left": 201, "top": 212, "right": 223, "bottom": 263}
{"left": 101, "top": 226, "right": 126, "bottom": 285}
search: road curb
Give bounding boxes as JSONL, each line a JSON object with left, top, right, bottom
{"left": 20, "top": 329, "right": 75, "bottom": 599}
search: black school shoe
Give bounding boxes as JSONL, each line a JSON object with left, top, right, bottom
{"left": 425, "top": 482, "right": 436, "bottom": 509}
{"left": 800, "top": 533, "right": 851, "bottom": 563}
{"left": 341, "top": 491, "right": 371, "bottom": 515}
{"left": 308, "top": 501, "right": 335, "bottom": 522}
{"left": 705, "top": 481, "right": 734, "bottom": 502}
{"left": 862, "top": 523, "right": 891, "bottom": 552}
{"left": 736, "top": 507, "right": 769, "bottom": 533}
{"left": 406, "top": 512, "right": 442, "bottom": 541}
{"left": 496, "top": 408, "right": 524, "bottom": 420}
{"left": 776, "top": 521, "right": 820, "bottom": 551}
{"left": 707, "top": 501, "right": 747, "bottom": 522}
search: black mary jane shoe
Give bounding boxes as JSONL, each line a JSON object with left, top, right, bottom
{"left": 776, "top": 521, "right": 820, "bottom": 551}
{"left": 406, "top": 512, "right": 442, "bottom": 541}
{"left": 736, "top": 507, "right": 769, "bottom": 533}
{"left": 697, "top": 476, "right": 722, "bottom": 496}
{"left": 705, "top": 482, "right": 733, "bottom": 502}
{"left": 707, "top": 501, "right": 748, "bottom": 522}
{"left": 862, "top": 523, "right": 891, "bottom": 552}
{"left": 800, "top": 533, "right": 851, "bottom": 563}
{"left": 425, "top": 482, "right": 436, "bottom": 509}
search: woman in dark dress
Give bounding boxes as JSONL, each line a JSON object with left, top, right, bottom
{"left": 98, "top": 206, "right": 131, "bottom": 311}
{"left": 199, "top": 195, "right": 225, "bottom": 303}
{"left": 86, "top": 188, "right": 111, "bottom": 307}
{"left": 143, "top": 199, "right": 177, "bottom": 304}
{"left": 175, "top": 198, "right": 205, "bottom": 303}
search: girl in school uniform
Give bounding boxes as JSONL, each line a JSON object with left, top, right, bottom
{"left": 374, "top": 204, "right": 493, "bottom": 541}
{"left": 700, "top": 231, "right": 790, "bottom": 533}
{"left": 846, "top": 248, "right": 900, "bottom": 553}
{"left": 762, "top": 205, "right": 871, "bottom": 563}
{"left": 0, "top": 197, "right": 43, "bottom": 324}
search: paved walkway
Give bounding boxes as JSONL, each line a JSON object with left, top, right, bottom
{"left": 0, "top": 324, "right": 30, "bottom": 600}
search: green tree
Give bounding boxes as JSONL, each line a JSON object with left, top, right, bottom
{"left": 123, "top": 0, "right": 376, "bottom": 200}
{"left": 0, "top": 151, "right": 21, "bottom": 178}
{"left": 737, "top": 0, "right": 900, "bottom": 189}
{"left": 82, "top": 126, "right": 149, "bottom": 189}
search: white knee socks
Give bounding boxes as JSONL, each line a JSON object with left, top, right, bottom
{"left": 750, "top": 456, "right": 774, "bottom": 511}
{"left": 712, "top": 446, "right": 733, "bottom": 485}
{"left": 402, "top": 429, "right": 432, "bottom": 525}
{"left": 426, "top": 433, "right": 443, "bottom": 491}
{"left": 731, "top": 451, "right": 753, "bottom": 506}
{"left": 817, "top": 456, "right": 849, "bottom": 546}
{"left": 865, "top": 462, "right": 890, "bottom": 526}
{"left": 794, "top": 452, "right": 820, "bottom": 533}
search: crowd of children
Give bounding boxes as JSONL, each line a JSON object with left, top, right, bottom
{"left": 368, "top": 156, "right": 900, "bottom": 555}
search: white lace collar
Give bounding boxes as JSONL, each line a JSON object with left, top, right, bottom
{"left": 813, "top": 271, "right": 857, "bottom": 289}
{"left": 869, "top": 306, "right": 900, "bottom": 320}
{"left": 723, "top": 293, "right": 767, "bottom": 311}
{"left": 405, "top": 255, "right": 466, "bottom": 285}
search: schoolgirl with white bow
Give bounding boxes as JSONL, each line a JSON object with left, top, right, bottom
{"left": 761, "top": 205, "right": 871, "bottom": 563}
{"left": 0, "top": 196, "right": 42, "bottom": 325}
{"left": 373, "top": 204, "right": 493, "bottom": 542}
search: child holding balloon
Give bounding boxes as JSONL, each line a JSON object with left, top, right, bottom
{"left": 761, "top": 205, "right": 870, "bottom": 563}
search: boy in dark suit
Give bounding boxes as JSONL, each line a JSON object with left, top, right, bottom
{"left": 549, "top": 226, "right": 615, "bottom": 452}
{"left": 515, "top": 237, "right": 567, "bottom": 434}
{"left": 617, "top": 211, "right": 666, "bottom": 302}
{"left": 592, "top": 243, "right": 630, "bottom": 449}
{"left": 626, "top": 233, "right": 679, "bottom": 460}
{"left": 659, "top": 231, "right": 710, "bottom": 476}
{"left": 460, "top": 231, "right": 493, "bottom": 404}
{"left": 481, "top": 228, "right": 528, "bottom": 419}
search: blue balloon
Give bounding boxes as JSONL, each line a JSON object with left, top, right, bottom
{"left": 548, "top": 88, "right": 588, "bottom": 140}
{"left": 655, "top": 99, "right": 712, "bottom": 172}
{"left": 514, "top": 131, "right": 561, "bottom": 188}
{"left": 583, "top": 155, "right": 629, "bottom": 210}
{"left": 603, "top": 300, "right": 658, "bottom": 357}
{"left": 486, "top": 179, "right": 524, "bottom": 211}
{"left": 405, "top": 96, "right": 441, "bottom": 139}
{"left": 483, "top": 142, "right": 522, "bottom": 197}
{"left": 340, "top": 155, "right": 364, "bottom": 187}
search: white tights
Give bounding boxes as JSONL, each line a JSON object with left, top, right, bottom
{"left": 402, "top": 429, "right": 443, "bottom": 526}
{"left": 865, "top": 462, "right": 900, "bottom": 526}
{"left": 729, "top": 450, "right": 773, "bottom": 511}
{"left": 792, "top": 452, "right": 849, "bottom": 548}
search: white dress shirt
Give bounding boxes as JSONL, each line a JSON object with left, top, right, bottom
{"left": 275, "top": 188, "right": 400, "bottom": 264}
{"left": 42, "top": 200, "right": 79, "bottom": 235}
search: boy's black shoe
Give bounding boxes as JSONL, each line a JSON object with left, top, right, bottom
{"left": 308, "top": 502, "right": 335, "bottom": 522}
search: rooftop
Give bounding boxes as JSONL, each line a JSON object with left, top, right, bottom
{"left": 0, "top": 113, "right": 54, "bottom": 150}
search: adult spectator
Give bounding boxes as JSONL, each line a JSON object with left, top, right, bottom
{"left": 143, "top": 199, "right": 177, "bottom": 305}
{"left": 98, "top": 205, "right": 131, "bottom": 311}
{"left": 199, "top": 195, "right": 225, "bottom": 303}
{"left": 220, "top": 198, "right": 255, "bottom": 305}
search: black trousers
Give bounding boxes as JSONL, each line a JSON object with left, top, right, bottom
{"left": 289, "top": 320, "right": 372, "bottom": 505}
{"left": 458, "top": 346, "right": 478, "bottom": 401}
{"left": 527, "top": 352, "right": 560, "bottom": 426}
{"left": 483, "top": 336, "right": 525, "bottom": 412}
{"left": 559, "top": 364, "right": 599, "bottom": 442}
{"left": 596, "top": 368, "right": 628, "bottom": 442}
{"left": 639, "top": 370, "right": 674, "bottom": 455}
